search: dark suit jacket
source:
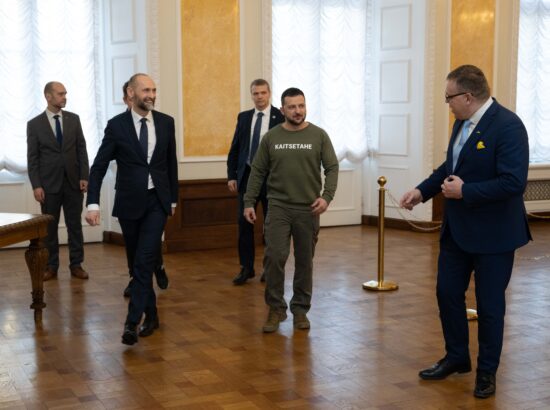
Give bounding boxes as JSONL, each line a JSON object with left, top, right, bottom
{"left": 417, "top": 99, "right": 532, "bottom": 254}
{"left": 227, "top": 106, "right": 284, "bottom": 192}
{"left": 27, "top": 110, "right": 89, "bottom": 193}
{"left": 86, "top": 110, "right": 179, "bottom": 220}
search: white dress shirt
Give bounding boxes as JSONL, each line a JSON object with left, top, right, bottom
{"left": 46, "top": 109, "right": 63, "bottom": 136}
{"left": 454, "top": 97, "right": 493, "bottom": 148}
{"left": 131, "top": 109, "right": 156, "bottom": 189}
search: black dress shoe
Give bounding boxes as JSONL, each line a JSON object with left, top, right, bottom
{"left": 123, "top": 280, "right": 132, "bottom": 298}
{"left": 155, "top": 266, "right": 169, "bottom": 289}
{"left": 260, "top": 272, "right": 266, "bottom": 282}
{"left": 474, "top": 371, "right": 496, "bottom": 398}
{"left": 419, "top": 358, "right": 471, "bottom": 380}
{"left": 232, "top": 268, "right": 255, "bottom": 285}
{"left": 139, "top": 316, "right": 160, "bottom": 337}
{"left": 122, "top": 324, "right": 138, "bottom": 345}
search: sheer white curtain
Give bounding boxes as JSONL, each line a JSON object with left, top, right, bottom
{"left": 517, "top": 0, "right": 550, "bottom": 163}
{"left": 0, "top": 0, "right": 101, "bottom": 174}
{"left": 272, "top": 0, "right": 373, "bottom": 162}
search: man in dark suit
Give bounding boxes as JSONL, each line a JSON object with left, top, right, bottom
{"left": 86, "top": 73, "right": 178, "bottom": 345}
{"left": 400, "top": 65, "right": 531, "bottom": 399}
{"left": 121, "top": 81, "right": 169, "bottom": 298}
{"left": 27, "top": 81, "right": 90, "bottom": 281}
{"left": 227, "top": 79, "right": 284, "bottom": 285}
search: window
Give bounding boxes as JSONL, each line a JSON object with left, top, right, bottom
{"left": 272, "top": 0, "right": 373, "bottom": 161}
{"left": 517, "top": 0, "right": 550, "bottom": 163}
{"left": 0, "top": 0, "right": 101, "bottom": 175}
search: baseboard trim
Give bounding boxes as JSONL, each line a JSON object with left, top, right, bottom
{"left": 103, "top": 231, "right": 125, "bottom": 246}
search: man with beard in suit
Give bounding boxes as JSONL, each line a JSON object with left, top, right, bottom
{"left": 121, "top": 80, "right": 169, "bottom": 298}
{"left": 86, "top": 73, "right": 178, "bottom": 345}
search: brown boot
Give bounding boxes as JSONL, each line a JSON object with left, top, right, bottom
{"left": 293, "top": 313, "right": 310, "bottom": 330}
{"left": 262, "top": 309, "right": 287, "bottom": 333}
{"left": 43, "top": 267, "right": 58, "bottom": 281}
{"left": 70, "top": 266, "right": 89, "bottom": 279}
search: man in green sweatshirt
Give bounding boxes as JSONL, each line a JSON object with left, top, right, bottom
{"left": 243, "top": 87, "right": 339, "bottom": 333}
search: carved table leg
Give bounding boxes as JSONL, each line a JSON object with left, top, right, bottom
{"left": 25, "top": 237, "right": 48, "bottom": 322}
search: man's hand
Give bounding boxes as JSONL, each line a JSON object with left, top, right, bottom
{"left": 441, "top": 175, "right": 464, "bottom": 199}
{"left": 80, "top": 180, "right": 88, "bottom": 193}
{"left": 399, "top": 189, "right": 423, "bottom": 210}
{"left": 311, "top": 197, "right": 328, "bottom": 215}
{"left": 244, "top": 207, "right": 256, "bottom": 224}
{"left": 227, "top": 180, "right": 237, "bottom": 193}
{"left": 85, "top": 210, "right": 100, "bottom": 226}
{"left": 33, "top": 187, "right": 45, "bottom": 204}
{"left": 171, "top": 206, "right": 176, "bottom": 216}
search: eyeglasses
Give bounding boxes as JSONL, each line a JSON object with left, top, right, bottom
{"left": 445, "top": 91, "right": 469, "bottom": 103}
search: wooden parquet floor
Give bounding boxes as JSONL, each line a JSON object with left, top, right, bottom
{"left": 1, "top": 223, "right": 550, "bottom": 409}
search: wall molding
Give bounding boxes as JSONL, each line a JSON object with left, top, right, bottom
{"left": 164, "top": 179, "right": 263, "bottom": 252}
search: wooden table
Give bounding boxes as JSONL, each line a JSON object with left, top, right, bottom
{"left": 0, "top": 213, "right": 53, "bottom": 322}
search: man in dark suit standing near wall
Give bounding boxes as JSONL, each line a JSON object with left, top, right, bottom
{"left": 27, "top": 81, "right": 90, "bottom": 281}
{"left": 227, "top": 79, "right": 284, "bottom": 285}
{"left": 400, "top": 65, "right": 531, "bottom": 399}
{"left": 86, "top": 73, "right": 178, "bottom": 345}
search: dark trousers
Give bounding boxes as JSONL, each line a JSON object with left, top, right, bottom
{"left": 237, "top": 167, "right": 267, "bottom": 271}
{"left": 41, "top": 175, "right": 84, "bottom": 270}
{"left": 437, "top": 230, "right": 514, "bottom": 374}
{"left": 264, "top": 205, "right": 320, "bottom": 314}
{"left": 125, "top": 240, "right": 164, "bottom": 277}
{"left": 119, "top": 190, "right": 167, "bottom": 325}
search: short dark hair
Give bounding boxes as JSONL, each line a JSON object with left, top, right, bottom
{"left": 281, "top": 87, "right": 305, "bottom": 106}
{"left": 447, "top": 65, "right": 490, "bottom": 100}
{"left": 122, "top": 81, "right": 129, "bottom": 98}
{"left": 250, "top": 78, "right": 270, "bottom": 92}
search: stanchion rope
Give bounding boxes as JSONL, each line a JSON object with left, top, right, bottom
{"left": 383, "top": 188, "right": 549, "bottom": 261}
{"left": 385, "top": 190, "right": 442, "bottom": 232}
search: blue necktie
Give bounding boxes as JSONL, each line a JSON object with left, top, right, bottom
{"left": 249, "top": 112, "right": 264, "bottom": 164}
{"left": 53, "top": 114, "right": 63, "bottom": 146}
{"left": 452, "top": 120, "right": 471, "bottom": 171}
{"left": 139, "top": 117, "right": 148, "bottom": 159}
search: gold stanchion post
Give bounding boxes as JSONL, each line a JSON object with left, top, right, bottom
{"left": 363, "top": 176, "right": 398, "bottom": 291}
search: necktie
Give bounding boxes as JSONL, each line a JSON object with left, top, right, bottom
{"left": 249, "top": 112, "right": 264, "bottom": 164}
{"left": 452, "top": 119, "right": 471, "bottom": 171}
{"left": 53, "top": 114, "right": 63, "bottom": 146}
{"left": 139, "top": 117, "right": 148, "bottom": 158}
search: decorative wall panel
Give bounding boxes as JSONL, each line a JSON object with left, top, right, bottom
{"left": 380, "top": 61, "right": 410, "bottom": 103}
{"left": 110, "top": 0, "right": 135, "bottom": 43}
{"left": 112, "top": 56, "right": 136, "bottom": 104}
{"left": 381, "top": 5, "right": 411, "bottom": 50}
{"left": 379, "top": 114, "right": 409, "bottom": 156}
{"left": 181, "top": 0, "right": 240, "bottom": 157}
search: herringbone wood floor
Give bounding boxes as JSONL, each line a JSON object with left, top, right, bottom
{"left": 1, "top": 223, "right": 550, "bottom": 409}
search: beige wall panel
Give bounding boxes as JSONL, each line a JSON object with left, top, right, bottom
{"left": 449, "top": 0, "right": 495, "bottom": 133}
{"left": 181, "top": 0, "right": 240, "bottom": 156}
{"left": 450, "top": 0, "right": 495, "bottom": 85}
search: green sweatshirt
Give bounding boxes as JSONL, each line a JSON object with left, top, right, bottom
{"left": 244, "top": 123, "right": 339, "bottom": 210}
